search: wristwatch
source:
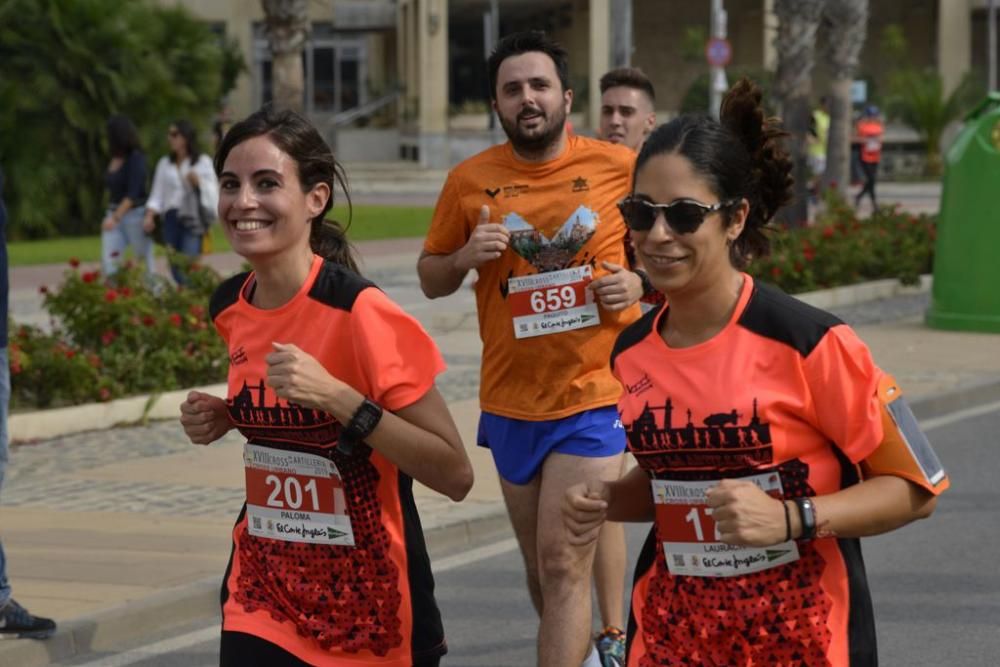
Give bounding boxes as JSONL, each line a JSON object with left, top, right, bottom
{"left": 793, "top": 497, "right": 817, "bottom": 541}
{"left": 338, "top": 398, "right": 383, "bottom": 455}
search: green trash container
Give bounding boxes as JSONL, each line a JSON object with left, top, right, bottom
{"left": 926, "top": 93, "right": 1000, "bottom": 332}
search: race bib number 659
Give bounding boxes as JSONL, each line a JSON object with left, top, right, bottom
{"left": 507, "top": 266, "right": 600, "bottom": 339}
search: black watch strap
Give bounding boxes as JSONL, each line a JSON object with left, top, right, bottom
{"left": 339, "top": 398, "right": 383, "bottom": 455}
{"left": 793, "top": 497, "right": 817, "bottom": 541}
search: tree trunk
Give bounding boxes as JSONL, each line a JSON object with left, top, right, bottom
{"left": 821, "top": 0, "right": 869, "bottom": 198}
{"left": 825, "top": 77, "right": 853, "bottom": 195}
{"left": 772, "top": 0, "right": 825, "bottom": 227}
{"left": 261, "top": 0, "right": 309, "bottom": 113}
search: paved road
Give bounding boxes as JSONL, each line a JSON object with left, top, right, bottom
{"left": 51, "top": 402, "right": 1000, "bottom": 666}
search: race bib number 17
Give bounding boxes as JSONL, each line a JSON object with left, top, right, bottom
{"left": 507, "top": 266, "right": 600, "bottom": 339}
{"left": 652, "top": 472, "right": 799, "bottom": 577}
{"left": 244, "top": 443, "right": 355, "bottom": 546}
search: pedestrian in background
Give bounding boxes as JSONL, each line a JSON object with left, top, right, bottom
{"left": 144, "top": 120, "right": 218, "bottom": 284}
{"left": 808, "top": 95, "right": 830, "bottom": 187}
{"left": 855, "top": 104, "right": 884, "bottom": 212}
{"left": 102, "top": 114, "right": 153, "bottom": 278}
{"left": 564, "top": 79, "right": 949, "bottom": 666}
{"left": 0, "top": 163, "right": 58, "bottom": 640}
{"left": 180, "top": 108, "right": 473, "bottom": 666}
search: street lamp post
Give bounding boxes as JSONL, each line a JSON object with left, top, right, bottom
{"left": 709, "top": 0, "right": 729, "bottom": 118}
{"left": 990, "top": 0, "right": 997, "bottom": 92}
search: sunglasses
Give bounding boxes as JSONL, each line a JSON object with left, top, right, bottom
{"left": 617, "top": 196, "right": 739, "bottom": 234}
{"left": 167, "top": 129, "right": 180, "bottom": 137}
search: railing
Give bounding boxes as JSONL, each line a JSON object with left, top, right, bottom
{"left": 329, "top": 89, "right": 402, "bottom": 128}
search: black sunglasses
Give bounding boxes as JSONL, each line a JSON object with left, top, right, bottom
{"left": 617, "top": 196, "right": 739, "bottom": 234}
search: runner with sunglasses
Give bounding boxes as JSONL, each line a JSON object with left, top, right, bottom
{"left": 419, "top": 31, "right": 647, "bottom": 667}
{"left": 563, "top": 79, "right": 949, "bottom": 666}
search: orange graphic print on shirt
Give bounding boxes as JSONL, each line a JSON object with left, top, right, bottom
{"left": 210, "top": 256, "right": 447, "bottom": 666}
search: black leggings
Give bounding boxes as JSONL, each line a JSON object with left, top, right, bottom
{"left": 220, "top": 631, "right": 442, "bottom": 667}
{"left": 856, "top": 161, "right": 878, "bottom": 208}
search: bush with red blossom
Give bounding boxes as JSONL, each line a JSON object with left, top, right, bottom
{"left": 748, "top": 189, "right": 935, "bottom": 294}
{"left": 10, "top": 259, "right": 228, "bottom": 409}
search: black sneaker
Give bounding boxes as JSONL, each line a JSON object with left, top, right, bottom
{"left": 0, "top": 599, "right": 57, "bottom": 639}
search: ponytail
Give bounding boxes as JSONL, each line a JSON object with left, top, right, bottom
{"left": 719, "top": 78, "right": 793, "bottom": 266}
{"left": 310, "top": 218, "right": 359, "bottom": 273}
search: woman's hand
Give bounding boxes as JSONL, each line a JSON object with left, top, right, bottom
{"left": 266, "top": 342, "right": 345, "bottom": 414}
{"left": 179, "top": 391, "right": 232, "bottom": 445}
{"left": 101, "top": 215, "right": 118, "bottom": 231}
{"left": 563, "top": 479, "right": 611, "bottom": 546}
{"left": 186, "top": 171, "right": 200, "bottom": 187}
{"left": 705, "top": 479, "right": 787, "bottom": 547}
{"left": 142, "top": 211, "right": 156, "bottom": 233}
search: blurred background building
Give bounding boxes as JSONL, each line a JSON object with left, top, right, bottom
{"left": 157, "top": 0, "right": 997, "bottom": 167}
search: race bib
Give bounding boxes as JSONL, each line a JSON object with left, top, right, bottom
{"left": 243, "top": 443, "right": 355, "bottom": 546}
{"left": 652, "top": 472, "right": 799, "bottom": 577}
{"left": 507, "top": 266, "right": 600, "bottom": 339}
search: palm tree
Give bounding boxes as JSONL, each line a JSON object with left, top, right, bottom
{"left": 820, "top": 0, "right": 868, "bottom": 197}
{"left": 888, "top": 69, "right": 980, "bottom": 176}
{"left": 261, "top": 0, "right": 309, "bottom": 112}
{"left": 772, "top": 0, "right": 826, "bottom": 226}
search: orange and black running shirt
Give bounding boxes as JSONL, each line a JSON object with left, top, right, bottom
{"left": 610, "top": 275, "right": 949, "bottom": 667}
{"left": 425, "top": 134, "right": 640, "bottom": 420}
{"left": 209, "top": 255, "right": 447, "bottom": 666}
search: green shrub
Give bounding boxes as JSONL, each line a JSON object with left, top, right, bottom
{"left": 0, "top": 0, "right": 244, "bottom": 239}
{"left": 11, "top": 257, "right": 228, "bottom": 410}
{"left": 749, "top": 189, "right": 935, "bottom": 293}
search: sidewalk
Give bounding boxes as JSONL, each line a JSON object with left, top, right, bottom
{"left": 4, "top": 183, "right": 998, "bottom": 666}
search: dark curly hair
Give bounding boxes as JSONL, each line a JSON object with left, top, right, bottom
{"left": 635, "top": 78, "right": 792, "bottom": 268}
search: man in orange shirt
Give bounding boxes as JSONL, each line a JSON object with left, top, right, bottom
{"left": 855, "top": 104, "right": 884, "bottom": 211}
{"left": 418, "top": 31, "right": 644, "bottom": 667}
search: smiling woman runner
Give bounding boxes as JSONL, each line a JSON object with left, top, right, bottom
{"left": 179, "top": 108, "right": 473, "bottom": 667}
{"left": 562, "top": 79, "right": 950, "bottom": 667}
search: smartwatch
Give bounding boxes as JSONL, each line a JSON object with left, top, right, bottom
{"left": 793, "top": 497, "right": 817, "bottom": 541}
{"left": 338, "top": 398, "right": 383, "bottom": 455}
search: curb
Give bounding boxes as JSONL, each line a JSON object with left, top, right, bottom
{"left": 9, "top": 384, "right": 228, "bottom": 444}
{"left": 0, "top": 504, "right": 511, "bottom": 667}
{"left": 793, "top": 274, "right": 932, "bottom": 310}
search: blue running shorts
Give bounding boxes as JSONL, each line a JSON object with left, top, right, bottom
{"left": 477, "top": 406, "right": 626, "bottom": 485}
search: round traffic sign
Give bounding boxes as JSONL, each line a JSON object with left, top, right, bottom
{"left": 705, "top": 37, "right": 732, "bottom": 67}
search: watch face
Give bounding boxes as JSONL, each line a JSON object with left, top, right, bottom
{"left": 350, "top": 399, "right": 383, "bottom": 439}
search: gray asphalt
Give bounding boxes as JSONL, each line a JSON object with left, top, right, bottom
{"left": 53, "top": 403, "right": 1000, "bottom": 667}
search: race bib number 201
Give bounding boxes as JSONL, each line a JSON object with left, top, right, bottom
{"left": 507, "top": 266, "right": 600, "bottom": 339}
{"left": 652, "top": 472, "right": 799, "bottom": 577}
{"left": 244, "top": 443, "right": 355, "bottom": 546}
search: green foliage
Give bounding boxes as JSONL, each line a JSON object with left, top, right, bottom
{"left": 11, "top": 257, "right": 228, "bottom": 409}
{"left": 879, "top": 23, "right": 983, "bottom": 176}
{"left": 885, "top": 68, "right": 981, "bottom": 176}
{"left": 0, "top": 0, "right": 245, "bottom": 239}
{"left": 749, "top": 188, "right": 936, "bottom": 294}
{"left": 680, "top": 26, "right": 708, "bottom": 64}
{"left": 680, "top": 69, "right": 775, "bottom": 115}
